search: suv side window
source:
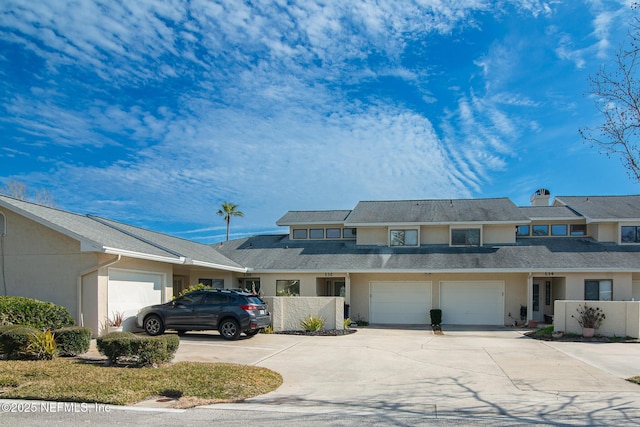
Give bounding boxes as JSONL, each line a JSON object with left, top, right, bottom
{"left": 175, "top": 293, "right": 203, "bottom": 306}
{"left": 202, "top": 293, "right": 233, "bottom": 305}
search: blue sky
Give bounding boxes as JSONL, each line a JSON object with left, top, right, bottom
{"left": 1, "top": 1, "right": 638, "bottom": 243}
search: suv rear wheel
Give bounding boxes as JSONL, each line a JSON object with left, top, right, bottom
{"left": 219, "top": 318, "right": 241, "bottom": 340}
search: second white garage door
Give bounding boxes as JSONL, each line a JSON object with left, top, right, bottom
{"left": 370, "top": 281, "right": 432, "bottom": 324}
{"left": 439, "top": 281, "right": 504, "bottom": 325}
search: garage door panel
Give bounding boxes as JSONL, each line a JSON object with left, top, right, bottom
{"left": 370, "top": 281, "right": 431, "bottom": 324}
{"left": 108, "top": 269, "right": 163, "bottom": 329}
{"left": 440, "top": 281, "right": 504, "bottom": 325}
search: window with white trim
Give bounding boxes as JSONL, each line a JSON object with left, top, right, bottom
{"left": 309, "top": 228, "right": 324, "bottom": 239}
{"left": 570, "top": 224, "right": 586, "bottom": 236}
{"left": 390, "top": 229, "right": 418, "bottom": 246}
{"left": 276, "top": 280, "right": 300, "bottom": 296}
{"left": 532, "top": 225, "right": 549, "bottom": 236}
{"left": 621, "top": 226, "right": 640, "bottom": 243}
{"left": 199, "top": 278, "right": 224, "bottom": 289}
{"left": 343, "top": 228, "right": 357, "bottom": 239}
{"left": 451, "top": 228, "right": 480, "bottom": 246}
{"left": 326, "top": 228, "right": 341, "bottom": 238}
{"left": 585, "top": 280, "right": 612, "bottom": 301}
{"left": 292, "top": 229, "right": 307, "bottom": 239}
{"left": 551, "top": 224, "right": 567, "bottom": 236}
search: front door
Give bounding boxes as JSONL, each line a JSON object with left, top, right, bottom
{"left": 532, "top": 281, "right": 542, "bottom": 321}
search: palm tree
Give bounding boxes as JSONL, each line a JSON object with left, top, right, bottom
{"left": 217, "top": 202, "right": 244, "bottom": 241}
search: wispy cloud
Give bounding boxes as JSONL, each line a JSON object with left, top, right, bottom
{"left": 2, "top": 1, "right": 637, "bottom": 242}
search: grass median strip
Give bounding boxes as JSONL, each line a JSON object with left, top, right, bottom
{"left": 0, "top": 358, "right": 282, "bottom": 406}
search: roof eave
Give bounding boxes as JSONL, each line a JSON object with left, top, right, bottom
{"left": 191, "top": 259, "right": 247, "bottom": 273}
{"left": 102, "top": 246, "right": 187, "bottom": 265}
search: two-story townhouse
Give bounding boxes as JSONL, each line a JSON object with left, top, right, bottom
{"left": 2, "top": 190, "right": 640, "bottom": 335}
{"left": 217, "top": 190, "right": 640, "bottom": 326}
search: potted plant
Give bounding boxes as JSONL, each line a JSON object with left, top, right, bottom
{"left": 107, "top": 311, "right": 124, "bottom": 333}
{"left": 572, "top": 303, "right": 605, "bottom": 338}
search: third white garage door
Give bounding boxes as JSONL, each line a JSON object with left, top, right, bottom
{"left": 370, "top": 281, "right": 432, "bottom": 324}
{"left": 439, "top": 281, "right": 504, "bottom": 325}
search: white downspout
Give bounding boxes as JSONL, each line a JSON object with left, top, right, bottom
{"left": 77, "top": 255, "right": 121, "bottom": 326}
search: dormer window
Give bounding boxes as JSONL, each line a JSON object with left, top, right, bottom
{"left": 390, "top": 229, "right": 418, "bottom": 246}
{"left": 621, "top": 226, "right": 640, "bottom": 243}
{"left": 451, "top": 228, "right": 480, "bottom": 246}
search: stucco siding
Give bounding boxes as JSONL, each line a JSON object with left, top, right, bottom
{"left": 1, "top": 208, "right": 98, "bottom": 322}
{"left": 421, "top": 225, "right": 448, "bottom": 244}
{"left": 356, "top": 227, "right": 387, "bottom": 245}
{"left": 483, "top": 225, "right": 516, "bottom": 244}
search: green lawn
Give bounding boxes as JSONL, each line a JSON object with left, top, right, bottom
{"left": 0, "top": 358, "right": 282, "bottom": 407}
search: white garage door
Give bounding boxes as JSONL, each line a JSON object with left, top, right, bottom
{"left": 108, "top": 269, "right": 163, "bottom": 329}
{"left": 440, "top": 281, "right": 504, "bottom": 325}
{"left": 370, "top": 281, "right": 432, "bottom": 324}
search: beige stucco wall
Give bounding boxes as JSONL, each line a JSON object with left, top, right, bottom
{"left": 421, "top": 225, "right": 448, "bottom": 244}
{"left": 252, "top": 272, "right": 348, "bottom": 298}
{"left": 263, "top": 296, "right": 344, "bottom": 331}
{"left": 554, "top": 300, "right": 640, "bottom": 338}
{"left": 0, "top": 208, "right": 98, "bottom": 323}
{"left": 483, "top": 225, "right": 516, "bottom": 244}
{"left": 562, "top": 272, "right": 633, "bottom": 300}
{"left": 592, "top": 223, "right": 617, "bottom": 243}
{"left": 356, "top": 227, "right": 387, "bottom": 245}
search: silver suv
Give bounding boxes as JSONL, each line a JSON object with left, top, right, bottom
{"left": 136, "top": 289, "right": 271, "bottom": 340}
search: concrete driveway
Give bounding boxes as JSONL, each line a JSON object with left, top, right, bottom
{"left": 171, "top": 326, "right": 640, "bottom": 424}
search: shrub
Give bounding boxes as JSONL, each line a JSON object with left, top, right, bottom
{"left": 572, "top": 303, "right": 606, "bottom": 329}
{"left": 0, "top": 325, "right": 39, "bottom": 359}
{"left": 344, "top": 318, "right": 352, "bottom": 329}
{"left": 96, "top": 332, "right": 180, "bottom": 367}
{"left": 300, "top": 315, "right": 325, "bottom": 332}
{"left": 54, "top": 327, "right": 92, "bottom": 356}
{"left": 27, "top": 330, "right": 58, "bottom": 360}
{"left": 0, "top": 296, "right": 75, "bottom": 329}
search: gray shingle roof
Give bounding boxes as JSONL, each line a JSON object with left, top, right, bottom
{"left": 345, "top": 198, "right": 529, "bottom": 224}
{"left": 555, "top": 195, "right": 640, "bottom": 220}
{"left": 216, "top": 235, "right": 640, "bottom": 272}
{"left": 276, "top": 210, "right": 352, "bottom": 226}
{"left": 0, "top": 195, "right": 244, "bottom": 271}
{"left": 519, "top": 206, "right": 582, "bottom": 220}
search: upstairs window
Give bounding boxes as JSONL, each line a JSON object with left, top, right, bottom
{"left": 326, "top": 228, "right": 341, "bottom": 238}
{"left": 451, "top": 228, "right": 480, "bottom": 246}
{"left": 309, "top": 228, "right": 324, "bottom": 239}
{"left": 343, "top": 228, "right": 357, "bottom": 239}
{"left": 621, "top": 226, "right": 640, "bottom": 243}
{"left": 0, "top": 212, "right": 4, "bottom": 236}
{"left": 551, "top": 224, "right": 567, "bottom": 236}
{"left": 570, "top": 224, "right": 586, "bottom": 236}
{"left": 516, "top": 225, "right": 530, "bottom": 236}
{"left": 390, "top": 229, "right": 418, "bottom": 246}
{"left": 532, "top": 225, "right": 549, "bottom": 236}
{"left": 292, "top": 229, "right": 307, "bottom": 239}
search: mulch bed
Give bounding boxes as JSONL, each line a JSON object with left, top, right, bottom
{"left": 275, "top": 329, "right": 357, "bottom": 336}
{"left": 524, "top": 330, "right": 640, "bottom": 343}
